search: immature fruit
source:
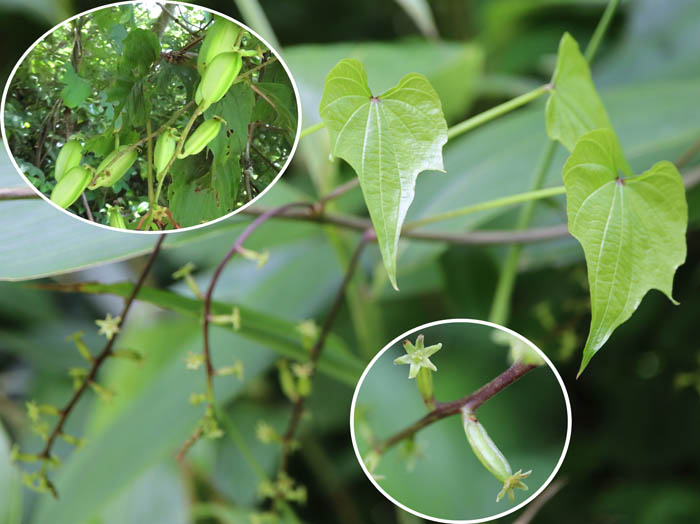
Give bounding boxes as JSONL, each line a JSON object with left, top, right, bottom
{"left": 54, "top": 139, "right": 82, "bottom": 182}
{"left": 179, "top": 117, "right": 224, "bottom": 158}
{"left": 462, "top": 410, "right": 512, "bottom": 482}
{"left": 154, "top": 128, "right": 178, "bottom": 181}
{"left": 108, "top": 207, "right": 127, "bottom": 229}
{"left": 50, "top": 165, "right": 91, "bottom": 209}
{"left": 197, "top": 18, "right": 239, "bottom": 75}
{"left": 198, "top": 52, "right": 242, "bottom": 110}
{"left": 462, "top": 408, "right": 531, "bottom": 503}
{"left": 89, "top": 146, "right": 138, "bottom": 189}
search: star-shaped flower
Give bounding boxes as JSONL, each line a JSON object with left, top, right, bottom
{"left": 497, "top": 469, "right": 531, "bottom": 503}
{"left": 297, "top": 319, "right": 319, "bottom": 350}
{"left": 151, "top": 205, "right": 168, "bottom": 222}
{"left": 95, "top": 313, "right": 122, "bottom": 340}
{"left": 185, "top": 351, "right": 204, "bottom": 370}
{"left": 25, "top": 400, "right": 40, "bottom": 422}
{"left": 393, "top": 334, "right": 442, "bottom": 379}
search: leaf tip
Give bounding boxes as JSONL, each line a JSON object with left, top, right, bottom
{"left": 390, "top": 277, "right": 400, "bottom": 292}
{"left": 577, "top": 350, "right": 594, "bottom": 378}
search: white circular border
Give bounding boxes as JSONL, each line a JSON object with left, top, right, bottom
{"left": 0, "top": 0, "right": 303, "bottom": 235}
{"left": 349, "top": 318, "right": 573, "bottom": 523}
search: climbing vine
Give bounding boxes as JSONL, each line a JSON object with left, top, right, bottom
{"left": 1, "top": 0, "right": 699, "bottom": 521}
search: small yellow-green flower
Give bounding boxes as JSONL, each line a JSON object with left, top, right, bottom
{"left": 26, "top": 400, "right": 40, "bottom": 422}
{"left": 95, "top": 313, "right": 121, "bottom": 340}
{"left": 151, "top": 205, "right": 168, "bottom": 222}
{"left": 255, "top": 420, "right": 278, "bottom": 444}
{"left": 497, "top": 469, "right": 531, "bottom": 503}
{"left": 297, "top": 319, "right": 319, "bottom": 350}
{"left": 185, "top": 351, "right": 205, "bottom": 370}
{"left": 394, "top": 334, "right": 442, "bottom": 379}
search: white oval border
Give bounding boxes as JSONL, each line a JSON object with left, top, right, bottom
{"left": 0, "top": 0, "right": 302, "bottom": 235}
{"left": 349, "top": 318, "right": 573, "bottom": 524}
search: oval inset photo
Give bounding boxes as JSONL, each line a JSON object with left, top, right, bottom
{"left": 351, "top": 319, "right": 571, "bottom": 523}
{"left": 1, "top": 1, "right": 300, "bottom": 232}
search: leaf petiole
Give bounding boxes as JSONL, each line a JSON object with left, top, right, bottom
{"left": 405, "top": 185, "right": 566, "bottom": 230}
{"left": 447, "top": 83, "right": 551, "bottom": 141}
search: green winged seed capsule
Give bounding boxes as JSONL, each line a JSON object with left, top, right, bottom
{"left": 195, "top": 83, "right": 203, "bottom": 107}
{"left": 154, "top": 128, "right": 178, "bottom": 181}
{"left": 198, "top": 52, "right": 242, "bottom": 110}
{"left": 89, "top": 146, "right": 138, "bottom": 189}
{"left": 54, "top": 139, "right": 82, "bottom": 182}
{"left": 197, "top": 18, "right": 239, "bottom": 75}
{"left": 462, "top": 410, "right": 512, "bottom": 482}
{"left": 50, "top": 165, "right": 91, "bottom": 209}
{"left": 179, "top": 117, "right": 224, "bottom": 158}
{"left": 462, "top": 408, "right": 531, "bottom": 503}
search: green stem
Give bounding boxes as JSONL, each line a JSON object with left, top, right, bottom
{"left": 405, "top": 185, "right": 565, "bottom": 230}
{"left": 489, "top": 0, "right": 620, "bottom": 325}
{"left": 209, "top": 413, "right": 303, "bottom": 524}
{"left": 447, "top": 84, "right": 551, "bottom": 141}
{"left": 146, "top": 119, "right": 155, "bottom": 207}
{"left": 234, "top": 56, "right": 278, "bottom": 83}
{"left": 324, "top": 228, "right": 385, "bottom": 359}
{"left": 416, "top": 368, "right": 435, "bottom": 411}
{"left": 584, "top": 0, "right": 622, "bottom": 63}
{"left": 152, "top": 175, "right": 167, "bottom": 210}
{"left": 299, "top": 121, "right": 325, "bottom": 140}
{"left": 218, "top": 412, "right": 269, "bottom": 481}
{"left": 233, "top": 26, "right": 244, "bottom": 49}
{"left": 144, "top": 107, "right": 202, "bottom": 229}
{"left": 489, "top": 141, "right": 557, "bottom": 325}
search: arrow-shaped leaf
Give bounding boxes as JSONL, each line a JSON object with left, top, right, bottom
{"left": 564, "top": 129, "right": 687, "bottom": 374}
{"left": 319, "top": 59, "right": 447, "bottom": 289}
{"left": 545, "top": 33, "right": 614, "bottom": 151}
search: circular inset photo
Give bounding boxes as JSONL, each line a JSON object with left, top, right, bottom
{"left": 351, "top": 319, "right": 571, "bottom": 523}
{"left": 1, "top": 1, "right": 300, "bottom": 232}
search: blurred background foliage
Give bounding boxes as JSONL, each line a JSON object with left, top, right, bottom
{"left": 1, "top": 0, "right": 700, "bottom": 523}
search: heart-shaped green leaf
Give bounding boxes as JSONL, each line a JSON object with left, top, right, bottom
{"left": 546, "top": 33, "right": 613, "bottom": 151}
{"left": 60, "top": 65, "right": 92, "bottom": 108}
{"left": 319, "top": 59, "right": 447, "bottom": 289}
{"left": 564, "top": 129, "right": 687, "bottom": 374}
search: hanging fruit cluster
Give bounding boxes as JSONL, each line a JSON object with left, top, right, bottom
{"left": 49, "top": 17, "right": 256, "bottom": 229}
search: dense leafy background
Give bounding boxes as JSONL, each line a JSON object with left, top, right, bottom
{"left": 3, "top": 3, "right": 297, "bottom": 228}
{"left": 1, "top": 0, "right": 700, "bottom": 523}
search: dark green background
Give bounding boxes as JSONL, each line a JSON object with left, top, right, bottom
{"left": 1, "top": 1, "right": 700, "bottom": 523}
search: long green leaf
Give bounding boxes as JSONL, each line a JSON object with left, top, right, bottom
{"left": 44, "top": 281, "right": 363, "bottom": 385}
{"left": 319, "top": 58, "right": 447, "bottom": 289}
{"left": 546, "top": 32, "right": 613, "bottom": 151}
{"left": 564, "top": 129, "right": 687, "bottom": 374}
